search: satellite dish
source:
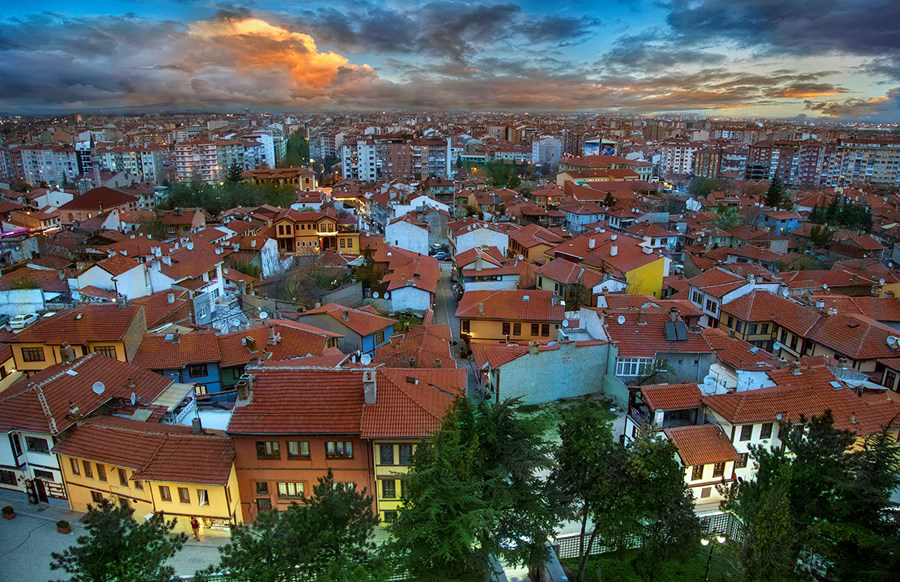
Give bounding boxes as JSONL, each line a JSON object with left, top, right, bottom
{"left": 781, "top": 289, "right": 789, "bottom": 297}
{"left": 879, "top": 279, "right": 885, "bottom": 285}
{"left": 773, "top": 342, "right": 781, "bottom": 352}
{"left": 617, "top": 315, "right": 626, "bottom": 325}
{"left": 259, "top": 311, "right": 269, "bottom": 320}
{"left": 373, "top": 291, "right": 380, "bottom": 299}
{"left": 517, "top": 254, "right": 524, "bottom": 261}
{"left": 92, "top": 382, "right": 106, "bottom": 395}
{"left": 822, "top": 284, "right": 828, "bottom": 290}
{"left": 130, "top": 392, "right": 137, "bottom": 406}
{"left": 384, "top": 292, "right": 390, "bottom": 299}
{"left": 360, "top": 354, "right": 372, "bottom": 365}
{"left": 562, "top": 319, "right": 569, "bottom": 328}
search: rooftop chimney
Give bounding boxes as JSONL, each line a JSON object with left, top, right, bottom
{"left": 341, "top": 310, "right": 350, "bottom": 321}
{"left": 433, "top": 358, "right": 442, "bottom": 368}
{"left": 528, "top": 341, "right": 540, "bottom": 355}
{"left": 637, "top": 311, "right": 647, "bottom": 326}
{"left": 363, "top": 369, "right": 377, "bottom": 405}
{"left": 669, "top": 306, "right": 679, "bottom": 322}
{"left": 167, "top": 292, "right": 175, "bottom": 304}
{"left": 161, "top": 255, "right": 172, "bottom": 266}
{"left": 191, "top": 416, "right": 203, "bottom": 434}
{"left": 478, "top": 302, "right": 485, "bottom": 315}
{"left": 610, "top": 245, "right": 618, "bottom": 257}
{"left": 588, "top": 238, "right": 596, "bottom": 249}
{"left": 60, "top": 343, "right": 76, "bottom": 364}
{"left": 172, "top": 329, "right": 180, "bottom": 344}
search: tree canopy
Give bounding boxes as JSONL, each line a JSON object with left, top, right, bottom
{"left": 162, "top": 179, "right": 296, "bottom": 216}
{"left": 50, "top": 499, "right": 187, "bottom": 582}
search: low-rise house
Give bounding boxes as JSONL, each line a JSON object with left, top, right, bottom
{"left": 759, "top": 210, "right": 800, "bottom": 234}
{"left": 294, "top": 303, "right": 396, "bottom": 355}
{"left": 58, "top": 187, "right": 138, "bottom": 225}
{"left": 382, "top": 252, "right": 439, "bottom": 315}
{"left": 449, "top": 219, "right": 510, "bottom": 256}
{"left": 686, "top": 267, "right": 781, "bottom": 327}
{"left": 5, "top": 304, "right": 147, "bottom": 373}
{"left": 0, "top": 353, "right": 194, "bottom": 506}
{"left": 664, "top": 424, "right": 740, "bottom": 514}
{"left": 508, "top": 224, "right": 566, "bottom": 262}
{"left": 625, "top": 383, "right": 704, "bottom": 439}
{"left": 385, "top": 215, "right": 430, "bottom": 256}
{"left": 76, "top": 254, "right": 150, "bottom": 300}
{"left": 456, "top": 290, "right": 565, "bottom": 344}
{"left": 227, "top": 366, "right": 463, "bottom": 523}
{"left": 701, "top": 328, "right": 782, "bottom": 394}
{"left": 535, "top": 257, "right": 614, "bottom": 304}
{"left": 53, "top": 416, "right": 241, "bottom": 537}
{"left": 718, "top": 290, "right": 820, "bottom": 351}
{"left": 158, "top": 208, "right": 206, "bottom": 236}
{"left": 0, "top": 266, "right": 70, "bottom": 317}
{"left": 455, "top": 246, "right": 529, "bottom": 291}
{"left": 220, "top": 234, "right": 281, "bottom": 279}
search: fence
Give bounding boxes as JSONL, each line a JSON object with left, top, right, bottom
{"left": 554, "top": 512, "right": 745, "bottom": 560}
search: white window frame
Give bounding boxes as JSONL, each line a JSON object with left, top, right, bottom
{"left": 615, "top": 357, "right": 654, "bottom": 377}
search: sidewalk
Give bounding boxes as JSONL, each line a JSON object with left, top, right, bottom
{"left": 0, "top": 491, "right": 227, "bottom": 581}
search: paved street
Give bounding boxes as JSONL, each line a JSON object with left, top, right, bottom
{"left": 434, "top": 261, "right": 480, "bottom": 397}
{"left": 0, "top": 492, "right": 226, "bottom": 581}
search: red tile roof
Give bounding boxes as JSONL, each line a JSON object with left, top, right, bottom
{"left": 131, "top": 290, "right": 191, "bottom": 328}
{"left": 808, "top": 313, "right": 900, "bottom": 361}
{"left": 0, "top": 353, "right": 172, "bottom": 434}
{"left": 374, "top": 323, "right": 456, "bottom": 369}
{"left": 94, "top": 254, "right": 141, "bottom": 277}
{"left": 360, "top": 369, "right": 464, "bottom": 438}
{"left": 296, "top": 303, "right": 397, "bottom": 337}
{"left": 664, "top": 425, "right": 740, "bottom": 466}
{"left": 601, "top": 309, "right": 714, "bottom": 358}
{"left": 58, "top": 187, "right": 137, "bottom": 211}
{"left": 638, "top": 383, "right": 702, "bottom": 411}
{"left": 535, "top": 257, "right": 608, "bottom": 288}
{"left": 52, "top": 416, "right": 234, "bottom": 485}
{"left": 132, "top": 331, "right": 221, "bottom": 369}
{"left": 720, "top": 291, "right": 821, "bottom": 336}
{"left": 687, "top": 267, "right": 748, "bottom": 298}
{"left": 455, "top": 290, "right": 565, "bottom": 322}
{"left": 8, "top": 304, "right": 143, "bottom": 345}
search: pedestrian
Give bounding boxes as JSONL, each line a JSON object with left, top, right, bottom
{"left": 190, "top": 516, "right": 201, "bottom": 541}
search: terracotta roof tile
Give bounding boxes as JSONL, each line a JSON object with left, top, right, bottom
{"left": 360, "top": 369, "right": 464, "bottom": 438}
{"left": 455, "top": 290, "right": 565, "bottom": 322}
{"left": 9, "top": 304, "right": 143, "bottom": 345}
{"left": 637, "top": 383, "right": 702, "bottom": 411}
{"left": 296, "top": 303, "right": 396, "bottom": 337}
{"left": 664, "top": 424, "right": 740, "bottom": 466}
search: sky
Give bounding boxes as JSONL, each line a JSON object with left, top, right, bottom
{"left": 0, "top": 0, "right": 898, "bottom": 119}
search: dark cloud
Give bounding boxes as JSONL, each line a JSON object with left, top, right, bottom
{"left": 664, "top": 0, "right": 900, "bottom": 57}
{"left": 213, "top": 3, "right": 254, "bottom": 21}
{"left": 599, "top": 35, "right": 727, "bottom": 73}
{"left": 295, "top": 2, "right": 597, "bottom": 61}
{"left": 804, "top": 87, "right": 900, "bottom": 119}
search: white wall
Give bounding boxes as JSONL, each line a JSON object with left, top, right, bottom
{"left": 390, "top": 286, "right": 432, "bottom": 314}
{"left": 455, "top": 229, "right": 509, "bottom": 255}
{"left": 0, "top": 289, "right": 46, "bottom": 316}
{"left": 76, "top": 266, "right": 115, "bottom": 292}
{"left": 259, "top": 239, "right": 281, "bottom": 279}
{"left": 114, "top": 265, "right": 151, "bottom": 299}
{"left": 385, "top": 221, "right": 429, "bottom": 255}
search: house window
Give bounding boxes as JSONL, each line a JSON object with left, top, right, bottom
{"left": 196, "top": 489, "right": 209, "bottom": 506}
{"left": 92, "top": 346, "right": 117, "bottom": 358}
{"left": 256, "top": 482, "right": 269, "bottom": 495}
{"left": 91, "top": 491, "right": 104, "bottom": 504}
{"left": 502, "top": 322, "right": 510, "bottom": 336}
{"left": 25, "top": 436, "right": 49, "bottom": 454}
{"left": 70, "top": 458, "right": 80, "bottom": 476}
{"left": 178, "top": 487, "right": 190, "bottom": 503}
{"left": 119, "top": 497, "right": 129, "bottom": 510}
{"left": 118, "top": 468, "right": 128, "bottom": 486}
{"left": 82, "top": 461, "right": 93, "bottom": 479}
{"left": 461, "top": 320, "right": 470, "bottom": 333}
{"left": 375, "top": 330, "right": 385, "bottom": 344}
{"left": 277, "top": 482, "right": 304, "bottom": 499}
{"left": 159, "top": 486, "right": 171, "bottom": 502}
{"left": 615, "top": 357, "right": 653, "bottom": 377}
{"left": 692, "top": 290, "right": 703, "bottom": 304}
{"left": 691, "top": 465, "right": 704, "bottom": 480}
{"left": 712, "top": 462, "right": 726, "bottom": 478}
{"left": 34, "top": 469, "right": 54, "bottom": 481}
{"left": 134, "top": 481, "right": 143, "bottom": 490}
{"left": 739, "top": 425, "right": 753, "bottom": 441}
{"left": 780, "top": 329, "right": 788, "bottom": 343}
{"left": 700, "top": 487, "right": 712, "bottom": 498}
{"left": 287, "top": 441, "right": 309, "bottom": 459}
{"left": 380, "top": 444, "right": 394, "bottom": 465}
{"left": 759, "top": 323, "right": 769, "bottom": 334}
{"left": 0, "top": 470, "right": 16, "bottom": 486}
{"left": 541, "top": 324, "right": 550, "bottom": 337}
{"left": 325, "top": 441, "right": 354, "bottom": 459}
{"left": 339, "top": 238, "right": 346, "bottom": 248}
{"left": 382, "top": 479, "right": 397, "bottom": 499}
{"left": 726, "top": 316, "right": 734, "bottom": 328}
{"left": 531, "top": 323, "right": 540, "bottom": 335}
{"left": 736, "top": 453, "right": 749, "bottom": 468}
{"left": 748, "top": 324, "right": 758, "bottom": 335}
{"left": 256, "top": 441, "right": 281, "bottom": 460}
{"left": 513, "top": 323, "right": 521, "bottom": 336}
{"left": 96, "top": 464, "right": 107, "bottom": 482}
{"left": 705, "top": 299, "right": 718, "bottom": 314}
{"left": 760, "top": 423, "right": 773, "bottom": 440}
{"left": 383, "top": 510, "right": 398, "bottom": 523}
{"left": 256, "top": 498, "right": 272, "bottom": 511}
{"left": 21, "top": 347, "right": 45, "bottom": 362}
{"left": 398, "top": 444, "right": 413, "bottom": 466}
{"left": 188, "top": 364, "right": 208, "bottom": 379}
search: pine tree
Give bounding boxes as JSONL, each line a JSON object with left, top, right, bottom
{"left": 50, "top": 499, "right": 187, "bottom": 582}
{"left": 764, "top": 176, "right": 785, "bottom": 209}
{"left": 226, "top": 160, "right": 244, "bottom": 183}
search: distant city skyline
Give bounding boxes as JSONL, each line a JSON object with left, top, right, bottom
{"left": 1, "top": 1, "right": 898, "bottom": 119}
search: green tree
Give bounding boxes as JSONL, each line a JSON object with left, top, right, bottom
{"left": 715, "top": 205, "right": 743, "bottom": 230}
{"left": 764, "top": 177, "right": 786, "bottom": 209}
{"left": 50, "top": 499, "right": 187, "bottom": 582}
{"left": 389, "top": 398, "right": 558, "bottom": 580}
{"left": 602, "top": 191, "right": 617, "bottom": 208}
{"left": 825, "top": 195, "right": 841, "bottom": 224}
{"left": 688, "top": 176, "right": 719, "bottom": 198}
{"left": 725, "top": 412, "right": 900, "bottom": 580}
{"left": 551, "top": 399, "right": 630, "bottom": 582}
{"left": 282, "top": 133, "right": 310, "bottom": 167}
{"left": 197, "top": 471, "right": 383, "bottom": 582}
{"left": 808, "top": 224, "right": 833, "bottom": 247}
{"left": 628, "top": 427, "right": 700, "bottom": 582}
{"left": 226, "top": 160, "right": 244, "bottom": 183}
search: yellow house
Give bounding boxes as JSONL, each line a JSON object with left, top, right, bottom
{"left": 53, "top": 416, "right": 241, "bottom": 537}
{"left": 6, "top": 304, "right": 146, "bottom": 373}
{"left": 455, "top": 289, "right": 566, "bottom": 344}
{"left": 361, "top": 368, "right": 465, "bottom": 524}
{"left": 274, "top": 208, "right": 359, "bottom": 255}
{"left": 371, "top": 441, "right": 418, "bottom": 523}
{"left": 664, "top": 424, "right": 739, "bottom": 514}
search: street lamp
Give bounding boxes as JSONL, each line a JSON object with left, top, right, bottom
{"left": 700, "top": 534, "right": 726, "bottom": 582}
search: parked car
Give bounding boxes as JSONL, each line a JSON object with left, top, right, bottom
{"left": 434, "top": 252, "right": 450, "bottom": 261}
{"left": 9, "top": 313, "right": 39, "bottom": 330}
